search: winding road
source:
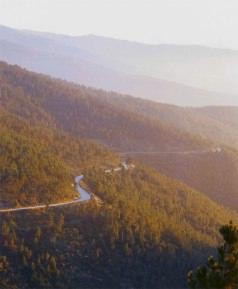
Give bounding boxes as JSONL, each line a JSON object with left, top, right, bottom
{"left": 0, "top": 175, "right": 91, "bottom": 213}
{"left": 119, "top": 148, "right": 222, "bottom": 156}
{"left": 0, "top": 148, "right": 222, "bottom": 213}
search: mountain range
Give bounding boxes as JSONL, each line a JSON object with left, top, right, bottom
{"left": 1, "top": 25, "right": 238, "bottom": 106}
{"left": 1, "top": 61, "right": 238, "bottom": 212}
{"left": 2, "top": 25, "right": 238, "bottom": 289}
{"left": 1, "top": 61, "right": 238, "bottom": 289}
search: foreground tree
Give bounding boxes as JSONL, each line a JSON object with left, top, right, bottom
{"left": 188, "top": 221, "right": 238, "bottom": 289}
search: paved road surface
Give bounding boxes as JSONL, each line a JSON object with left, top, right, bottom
{"left": 120, "top": 148, "right": 222, "bottom": 156}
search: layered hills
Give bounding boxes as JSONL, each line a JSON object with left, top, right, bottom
{"left": 0, "top": 61, "right": 207, "bottom": 152}
{"left": 2, "top": 61, "right": 238, "bottom": 212}
{"left": 100, "top": 94, "right": 238, "bottom": 149}
{"left": 95, "top": 93, "right": 238, "bottom": 210}
{"left": 1, "top": 61, "right": 238, "bottom": 288}
{"left": 0, "top": 25, "right": 236, "bottom": 106}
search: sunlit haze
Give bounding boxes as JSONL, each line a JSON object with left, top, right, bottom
{"left": 1, "top": 0, "right": 238, "bottom": 48}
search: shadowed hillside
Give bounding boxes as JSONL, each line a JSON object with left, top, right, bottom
{"left": 0, "top": 61, "right": 208, "bottom": 152}
{"left": 131, "top": 148, "right": 238, "bottom": 211}
{"left": 2, "top": 61, "right": 238, "bottom": 212}
{"left": 96, "top": 93, "right": 238, "bottom": 149}
{"left": 2, "top": 61, "right": 238, "bottom": 289}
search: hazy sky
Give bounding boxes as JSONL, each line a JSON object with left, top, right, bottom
{"left": 1, "top": 0, "right": 238, "bottom": 48}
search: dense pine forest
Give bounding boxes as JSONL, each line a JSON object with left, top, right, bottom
{"left": 0, "top": 61, "right": 209, "bottom": 152}
{"left": 1, "top": 164, "right": 238, "bottom": 289}
{"left": 2, "top": 61, "right": 238, "bottom": 212}
{"left": 1, "top": 62, "right": 238, "bottom": 288}
{"left": 0, "top": 109, "right": 119, "bottom": 207}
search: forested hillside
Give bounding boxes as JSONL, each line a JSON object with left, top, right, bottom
{"left": 0, "top": 117, "right": 74, "bottom": 207}
{"left": 3, "top": 62, "right": 238, "bottom": 212}
{"left": 1, "top": 164, "right": 238, "bottom": 289}
{"left": 0, "top": 109, "right": 119, "bottom": 207}
{"left": 2, "top": 61, "right": 238, "bottom": 212}
{"left": 133, "top": 148, "right": 238, "bottom": 211}
{"left": 1, "top": 61, "right": 238, "bottom": 288}
{"left": 0, "top": 61, "right": 209, "bottom": 152}
{"left": 91, "top": 92, "right": 238, "bottom": 211}
{"left": 97, "top": 93, "right": 238, "bottom": 150}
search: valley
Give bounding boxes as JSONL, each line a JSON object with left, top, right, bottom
{"left": 1, "top": 40, "right": 238, "bottom": 289}
{"left": 2, "top": 61, "right": 238, "bottom": 213}
{"left": 1, "top": 1, "right": 238, "bottom": 288}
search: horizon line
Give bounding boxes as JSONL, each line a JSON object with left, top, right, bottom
{"left": 0, "top": 23, "right": 237, "bottom": 51}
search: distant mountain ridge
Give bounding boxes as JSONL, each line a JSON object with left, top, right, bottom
{"left": 98, "top": 93, "right": 238, "bottom": 149}
{"left": 0, "top": 24, "right": 237, "bottom": 106}
{"left": 2, "top": 62, "right": 238, "bottom": 289}
{"left": 71, "top": 34, "right": 238, "bottom": 97}
{"left": 3, "top": 61, "right": 238, "bottom": 289}
{"left": 3, "top": 61, "right": 238, "bottom": 212}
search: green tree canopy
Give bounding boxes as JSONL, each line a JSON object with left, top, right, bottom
{"left": 188, "top": 221, "right": 238, "bottom": 289}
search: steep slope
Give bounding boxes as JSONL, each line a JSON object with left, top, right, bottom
{"left": 93, "top": 93, "right": 238, "bottom": 210}
{"left": 1, "top": 160, "right": 238, "bottom": 289}
{"left": 133, "top": 148, "right": 238, "bottom": 211}
{"left": 0, "top": 61, "right": 208, "bottom": 152}
{"left": 0, "top": 109, "right": 119, "bottom": 207}
{"left": 0, "top": 25, "right": 234, "bottom": 106}
{"left": 1, "top": 61, "right": 238, "bottom": 289}
{"left": 98, "top": 93, "right": 238, "bottom": 149}
{"left": 0, "top": 116, "right": 74, "bottom": 207}
{"left": 196, "top": 106, "right": 238, "bottom": 134}
{"left": 3, "top": 62, "right": 238, "bottom": 212}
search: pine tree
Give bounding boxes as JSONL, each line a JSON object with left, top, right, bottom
{"left": 188, "top": 221, "right": 238, "bottom": 289}
{"left": 48, "top": 256, "right": 58, "bottom": 275}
